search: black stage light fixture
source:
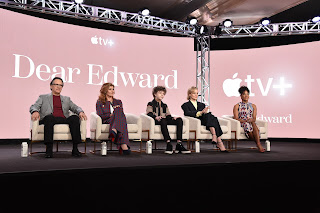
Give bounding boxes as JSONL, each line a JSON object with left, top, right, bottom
{"left": 195, "top": 25, "right": 210, "bottom": 35}
{"left": 213, "top": 24, "right": 222, "bottom": 36}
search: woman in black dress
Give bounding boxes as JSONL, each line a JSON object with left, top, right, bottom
{"left": 181, "top": 86, "right": 228, "bottom": 152}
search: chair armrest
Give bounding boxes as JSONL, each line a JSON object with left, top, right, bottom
{"left": 125, "top": 113, "right": 139, "bottom": 124}
{"left": 90, "top": 112, "right": 102, "bottom": 140}
{"left": 217, "top": 117, "right": 231, "bottom": 137}
{"left": 184, "top": 116, "right": 201, "bottom": 132}
{"left": 80, "top": 118, "right": 87, "bottom": 141}
{"left": 217, "top": 117, "right": 229, "bottom": 126}
{"left": 180, "top": 116, "right": 189, "bottom": 134}
{"left": 222, "top": 115, "right": 241, "bottom": 139}
{"left": 256, "top": 119, "right": 268, "bottom": 128}
{"left": 30, "top": 119, "right": 40, "bottom": 140}
{"left": 256, "top": 119, "right": 268, "bottom": 138}
{"left": 141, "top": 113, "right": 156, "bottom": 136}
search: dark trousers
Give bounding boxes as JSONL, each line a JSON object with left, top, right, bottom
{"left": 200, "top": 112, "right": 223, "bottom": 138}
{"left": 155, "top": 117, "right": 183, "bottom": 141}
{"left": 39, "top": 115, "right": 81, "bottom": 145}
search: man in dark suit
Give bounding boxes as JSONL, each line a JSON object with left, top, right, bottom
{"left": 30, "top": 77, "right": 87, "bottom": 158}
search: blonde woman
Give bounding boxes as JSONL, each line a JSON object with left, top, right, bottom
{"left": 181, "top": 86, "right": 228, "bottom": 152}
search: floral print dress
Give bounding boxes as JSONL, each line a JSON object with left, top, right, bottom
{"left": 238, "top": 102, "right": 260, "bottom": 138}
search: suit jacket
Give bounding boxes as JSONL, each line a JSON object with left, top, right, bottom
{"left": 29, "top": 93, "right": 83, "bottom": 120}
{"left": 96, "top": 98, "right": 123, "bottom": 124}
{"left": 146, "top": 99, "right": 171, "bottom": 119}
{"left": 181, "top": 100, "right": 206, "bottom": 118}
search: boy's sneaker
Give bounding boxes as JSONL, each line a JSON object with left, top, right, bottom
{"left": 164, "top": 142, "right": 173, "bottom": 154}
{"left": 175, "top": 142, "right": 191, "bottom": 154}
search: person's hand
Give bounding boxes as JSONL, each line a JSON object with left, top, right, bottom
{"left": 79, "top": 112, "right": 87, "bottom": 120}
{"left": 155, "top": 116, "right": 162, "bottom": 121}
{"left": 247, "top": 118, "right": 254, "bottom": 123}
{"left": 202, "top": 106, "right": 209, "bottom": 114}
{"left": 173, "top": 117, "right": 181, "bottom": 120}
{"left": 31, "top": 111, "right": 40, "bottom": 121}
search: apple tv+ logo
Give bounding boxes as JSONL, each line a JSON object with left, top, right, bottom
{"left": 91, "top": 36, "right": 114, "bottom": 47}
{"left": 223, "top": 73, "right": 292, "bottom": 97}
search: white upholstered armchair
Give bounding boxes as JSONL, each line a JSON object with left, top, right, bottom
{"left": 185, "top": 116, "right": 232, "bottom": 150}
{"left": 29, "top": 114, "right": 87, "bottom": 155}
{"left": 90, "top": 112, "right": 142, "bottom": 153}
{"left": 222, "top": 115, "right": 268, "bottom": 150}
{"left": 140, "top": 114, "right": 189, "bottom": 149}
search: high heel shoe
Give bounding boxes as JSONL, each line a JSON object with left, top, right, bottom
{"left": 119, "top": 145, "right": 131, "bottom": 155}
{"left": 216, "top": 141, "right": 229, "bottom": 153}
{"left": 109, "top": 129, "right": 117, "bottom": 143}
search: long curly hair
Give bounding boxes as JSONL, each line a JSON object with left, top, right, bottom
{"left": 98, "top": 82, "right": 115, "bottom": 104}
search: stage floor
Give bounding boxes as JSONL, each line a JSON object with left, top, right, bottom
{"left": 0, "top": 140, "right": 319, "bottom": 174}
{"left": 1, "top": 140, "right": 320, "bottom": 212}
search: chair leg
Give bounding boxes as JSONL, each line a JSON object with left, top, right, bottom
{"left": 90, "top": 139, "right": 96, "bottom": 154}
{"left": 81, "top": 140, "right": 87, "bottom": 154}
{"left": 56, "top": 141, "right": 59, "bottom": 152}
{"left": 140, "top": 139, "right": 142, "bottom": 153}
{"left": 29, "top": 140, "right": 33, "bottom": 155}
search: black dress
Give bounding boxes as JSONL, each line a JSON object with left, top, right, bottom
{"left": 181, "top": 100, "right": 223, "bottom": 137}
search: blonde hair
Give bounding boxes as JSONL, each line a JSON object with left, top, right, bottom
{"left": 187, "top": 86, "right": 198, "bottom": 100}
{"left": 98, "top": 82, "right": 115, "bottom": 104}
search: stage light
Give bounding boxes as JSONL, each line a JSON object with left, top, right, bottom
{"left": 140, "top": 8, "right": 150, "bottom": 16}
{"left": 199, "top": 26, "right": 205, "bottom": 34}
{"left": 260, "top": 17, "right": 271, "bottom": 26}
{"left": 189, "top": 17, "right": 198, "bottom": 25}
{"left": 312, "top": 16, "right": 320, "bottom": 23}
{"left": 195, "top": 25, "right": 210, "bottom": 35}
{"left": 74, "top": 0, "right": 84, "bottom": 4}
{"left": 186, "top": 17, "right": 197, "bottom": 25}
{"left": 223, "top": 19, "right": 233, "bottom": 28}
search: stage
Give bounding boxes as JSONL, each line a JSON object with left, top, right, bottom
{"left": 0, "top": 140, "right": 319, "bottom": 212}
{"left": 0, "top": 140, "right": 319, "bottom": 174}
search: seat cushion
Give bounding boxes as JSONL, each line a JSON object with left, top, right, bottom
{"left": 38, "top": 124, "right": 70, "bottom": 134}
{"left": 154, "top": 125, "right": 186, "bottom": 134}
{"left": 240, "top": 127, "right": 266, "bottom": 134}
{"left": 200, "top": 125, "right": 228, "bottom": 134}
{"left": 101, "top": 124, "right": 138, "bottom": 133}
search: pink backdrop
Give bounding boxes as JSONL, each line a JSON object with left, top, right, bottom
{"left": 211, "top": 41, "right": 320, "bottom": 138}
{"left": 0, "top": 8, "right": 319, "bottom": 139}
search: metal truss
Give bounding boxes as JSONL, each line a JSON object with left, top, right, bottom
{"left": 2, "top": 0, "right": 319, "bottom": 105}
{"left": 212, "top": 21, "right": 320, "bottom": 38}
{"left": 0, "top": 0, "right": 197, "bottom": 36}
{"left": 196, "top": 36, "right": 210, "bottom": 107}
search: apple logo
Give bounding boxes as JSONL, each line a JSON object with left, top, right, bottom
{"left": 91, "top": 36, "right": 98, "bottom": 45}
{"left": 223, "top": 73, "right": 242, "bottom": 97}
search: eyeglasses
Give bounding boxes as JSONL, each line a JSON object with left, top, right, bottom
{"left": 52, "top": 84, "right": 64, "bottom": 87}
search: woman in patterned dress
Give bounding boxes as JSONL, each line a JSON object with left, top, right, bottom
{"left": 96, "top": 83, "right": 131, "bottom": 155}
{"left": 233, "top": 86, "right": 265, "bottom": 153}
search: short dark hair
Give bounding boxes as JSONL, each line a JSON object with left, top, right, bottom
{"left": 50, "top": 77, "right": 64, "bottom": 86}
{"left": 152, "top": 86, "right": 167, "bottom": 97}
{"left": 238, "top": 86, "right": 250, "bottom": 95}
